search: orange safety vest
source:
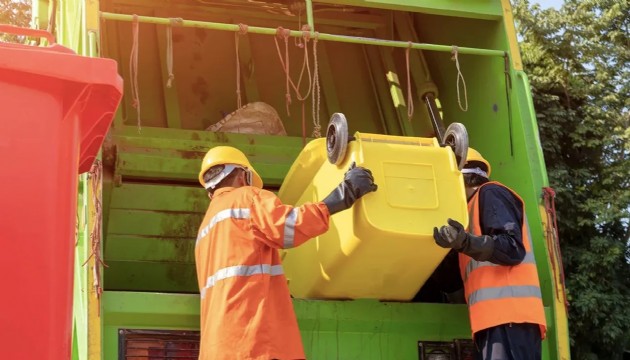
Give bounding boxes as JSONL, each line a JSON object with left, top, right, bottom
{"left": 195, "top": 186, "right": 330, "bottom": 360}
{"left": 459, "top": 181, "right": 547, "bottom": 338}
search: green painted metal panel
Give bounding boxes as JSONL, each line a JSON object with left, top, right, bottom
{"left": 111, "top": 124, "right": 307, "bottom": 146}
{"left": 315, "top": 0, "right": 503, "bottom": 19}
{"left": 103, "top": 19, "right": 168, "bottom": 128}
{"left": 103, "top": 123, "right": 314, "bottom": 293}
{"left": 54, "top": 0, "right": 568, "bottom": 357}
{"left": 105, "top": 182, "right": 205, "bottom": 291}
{"left": 99, "top": 3, "right": 429, "bottom": 136}
{"left": 109, "top": 183, "right": 208, "bottom": 213}
{"left": 105, "top": 183, "right": 203, "bottom": 281}
{"left": 107, "top": 209, "right": 203, "bottom": 238}
{"left": 513, "top": 71, "right": 550, "bottom": 188}
{"left": 105, "top": 235, "right": 195, "bottom": 263}
{"left": 103, "top": 292, "right": 200, "bottom": 327}
{"left": 105, "top": 261, "right": 198, "bottom": 293}
{"left": 56, "top": 0, "right": 85, "bottom": 54}
{"left": 72, "top": 175, "right": 89, "bottom": 360}
{"left": 362, "top": 44, "right": 402, "bottom": 135}
{"left": 317, "top": 38, "right": 387, "bottom": 134}
{"left": 102, "top": 292, "right": 555, "bottom": 359}
{"left": 101, "top": 12, "right": 505, "bottom": 57}
{"left": 102, "top": 125, "right": 312, "bottom": 292}
{"left": 108, "top": 126, "right": 308, "bottom": 186}
{"left": 115, "top": 151, "right": 290, "bottom": 186}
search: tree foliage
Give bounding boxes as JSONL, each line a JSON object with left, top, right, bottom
{"left": 513, "top": 0, "right": 630, "bottom": 358}
{"left": 0, "top": 0, "right": 32, "bottom": 42}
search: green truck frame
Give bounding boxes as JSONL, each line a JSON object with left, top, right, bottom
{"left": 32, "top": 0, "right": 570, "bottom": 358}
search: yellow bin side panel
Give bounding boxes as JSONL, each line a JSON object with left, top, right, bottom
{"left": 280, "top": 134, "right": 468, "bottom": 301}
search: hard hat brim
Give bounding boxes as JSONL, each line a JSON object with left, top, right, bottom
{"left": 250, "top": 170, "right": 263, "bottom": 189}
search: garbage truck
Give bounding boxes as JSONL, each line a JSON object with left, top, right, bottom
{"left": 8, "top": 0, "right": 571, "bottom": 358}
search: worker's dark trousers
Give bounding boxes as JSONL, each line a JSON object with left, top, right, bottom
{"left": 474, "top": 323, "right": 541, "bottom": 360}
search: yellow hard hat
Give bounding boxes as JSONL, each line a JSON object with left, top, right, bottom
{"left": 198, "top": 146, "right": 263, "bottom": 189}
{"left": 466, "top": 148, "right": 491, "bottom": 177}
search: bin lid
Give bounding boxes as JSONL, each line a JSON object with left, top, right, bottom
{"left": 0, "top": 25, "right": 123, "bottom": 173}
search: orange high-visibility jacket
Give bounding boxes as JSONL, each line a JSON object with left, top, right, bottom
{"left": 459, "top": 181, "right": 547, "bottom": 338}
{"left": 195, "top": 186, "right": 330, "bottom": 360}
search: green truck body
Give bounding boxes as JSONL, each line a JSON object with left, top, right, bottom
{"left": 32, "top": 0, "right": 570, "bottom": 358}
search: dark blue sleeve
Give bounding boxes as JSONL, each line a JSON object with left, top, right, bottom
{"left": 478, "top": 184, "right": 526, "bottom": 265}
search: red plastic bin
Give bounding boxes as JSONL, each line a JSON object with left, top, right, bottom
{"left": 0, "top": 25, "right": 122, "bottom": 359}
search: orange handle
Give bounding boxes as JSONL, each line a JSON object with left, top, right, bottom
{"left": 0, "top": 24, "right": 55, "bottom": 44}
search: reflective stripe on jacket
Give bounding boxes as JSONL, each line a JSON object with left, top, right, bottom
{"left": 195, "top": 186, "right": 330, "bottom": 360}
{"left": 459, "top": 181, "right": 547, "bottom": 338}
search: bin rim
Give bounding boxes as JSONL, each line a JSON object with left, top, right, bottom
{"left": 0, "top": 39, "right": 122, "bottom": 91}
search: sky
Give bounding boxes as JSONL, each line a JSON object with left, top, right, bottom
{"left": 533, "top": 0, "right": 564, "bottom": 9}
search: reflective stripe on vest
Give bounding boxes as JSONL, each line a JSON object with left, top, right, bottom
{"left": 200, "top": 264, "right": 284, "bottom": 298}
{"left": 468, "top": 285, "right": 542, "bottom": 306}
{"left": 463, "top": 252, "right": 536, "bottom": 283}
{"left": 283, "top": 207, "right": 298, "bottom": 248}
{"left": 196, "top": 208, "right": 251, "bottom": 246}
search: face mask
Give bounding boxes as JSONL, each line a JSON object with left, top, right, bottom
{"left": 461, "top": 167, "right": 488, "bottom": 179}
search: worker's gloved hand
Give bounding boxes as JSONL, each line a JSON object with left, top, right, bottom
{"left": 323, "top": 163, "right": 378, "bottom": 215}
{"left": 434, "top": 218, "right": 467, "bottom": 249}
{"left": 433, "top": 218, "right": 495, "bottom": 261}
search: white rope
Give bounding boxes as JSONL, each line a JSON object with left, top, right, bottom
{"left": 165, "top": 21, "right": 175, "bottom": 88}
{"left": 235, "top": 33, "right": 242, "bottom": 109}
{"left": 235, "top": 23, "right": 249, "bottom": 109}
{"left": 451, "top": 46, "right": 468, "bottom": 112}
{"left": 130, "top": 15, "right": 141, "bottom": 133}
{"left": 405, "top": 42, "right": 414, "bottom": 121}
{"left": 311, "top": 33, "right": 321, "bottom": 138}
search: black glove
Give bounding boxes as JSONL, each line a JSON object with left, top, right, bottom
{"left": 433, "top": 218, "right": 494, "bottom": 261}
{"left": 323, "top": 163, "right": 378, "bottom": 215}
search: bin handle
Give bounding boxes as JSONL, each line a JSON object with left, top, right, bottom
{"left": 0, "top": 24, "right": 56, "bottom": 44}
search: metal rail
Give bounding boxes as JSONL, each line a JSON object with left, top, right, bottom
{"left": 305, "top": 0, "right": 315, "bottom": 31}
{"left": 88, "top": 30, "right": 98, "bottom": 57}
{"left": 99, "top": 12, "right": 507, "bottom": 57}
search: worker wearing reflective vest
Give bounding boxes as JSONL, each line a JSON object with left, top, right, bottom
{"left": 195, "top": 146, "right": 377, "bottom": 360}
{"left": 433, "top": 148, "right": 547, "bottom": 360}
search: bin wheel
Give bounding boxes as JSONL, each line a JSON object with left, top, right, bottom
{"left": 326, "top": 113, "right": 349, "bottom": 165}
{"left": 443, "top": 122, "right": 469, "bottom": 170}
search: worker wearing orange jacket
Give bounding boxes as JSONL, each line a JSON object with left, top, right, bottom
{"left": 433, "top": 148, "right": 546, "bottom": 360}
{"left": 195, "top": 146, "right": 377, "bottom": 360}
